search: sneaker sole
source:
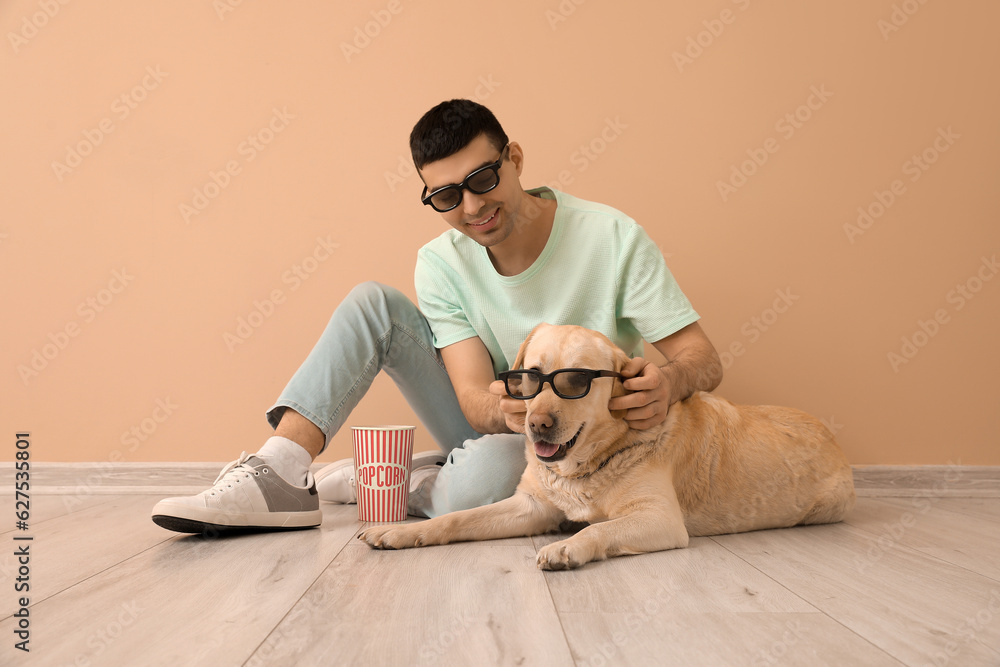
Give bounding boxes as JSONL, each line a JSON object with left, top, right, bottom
{"left": 151, "top": 515, "right": 319, "bottom": 535}
{"left": 151, "top": 502, "right": 322, "bottom": 534}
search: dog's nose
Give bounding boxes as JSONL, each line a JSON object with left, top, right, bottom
{"left": 529, "top": 411, "right": 555, "bottom": 434}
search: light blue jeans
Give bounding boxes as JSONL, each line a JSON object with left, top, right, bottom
{"left": 265, "top": 282, "right": 526, "bottom": 518}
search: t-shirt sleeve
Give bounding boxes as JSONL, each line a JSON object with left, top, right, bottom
{"left": 414, "top": 249, "right": 479, "bottom": 349}
{"left": 615, "top": 222, "right": 700, "bottom": 342}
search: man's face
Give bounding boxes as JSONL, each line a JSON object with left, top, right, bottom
{"left": 417, "top": 133, "right": 523, "bottom": 249}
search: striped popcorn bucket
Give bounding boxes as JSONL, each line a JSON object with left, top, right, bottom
{"left": 352, "top": 426, "right": 414, "bottom": 523}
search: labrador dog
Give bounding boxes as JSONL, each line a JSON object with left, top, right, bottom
{"left": 359, "top": 324, "right": 855, "bottom": 570}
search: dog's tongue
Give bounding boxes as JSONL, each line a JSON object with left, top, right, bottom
{"left": 534, "top": 441, "right": 560, "bottom": 458}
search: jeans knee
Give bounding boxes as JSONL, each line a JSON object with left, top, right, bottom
{"left": 343, "top": 281, "right": 414, "bottom": 322}
{"left": 442, "top": 435, "right": 527, "bottom": 512}
{"left": 345, "top": 281, "right": 389, "bottom": 310}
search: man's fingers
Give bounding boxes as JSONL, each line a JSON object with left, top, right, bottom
{"left": 620, "top": 356, "right": 647, "bottom": 378}
{"left": 624, "top": 402, "right": 660, "bottom": 422}
{"left": 489, "top": 380, "right": 507, "bottom": 396}
{"left": 624, "top": 403, "right": 667, "bottom": 429}
{"left": 626, "top": 416, "right": 661, "bottom": 430}
{"left": 503, "top": 399, "right": 526, "bottom": 414}
{"left": 608, "top": 396, "right": 630, "bottom": 412}
{"left": 622, "top": 375, "right": 653, "bottom": 391}
{"left": 609, "top": 391, "right": 650, "bottom": 411}
{"left": 623, "top": 364, "right": 661, "bottom": 391}
{"left": 628, "top": 398, "right": 673, "bottom": 430}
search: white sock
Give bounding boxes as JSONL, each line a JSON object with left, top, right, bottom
{"left": 256, "top": 436, "right": 313, "bottom": 487}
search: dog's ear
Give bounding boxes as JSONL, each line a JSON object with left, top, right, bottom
{"left": 609, "top": 347, "right": 632, "bottom": 420}
{"left": 513, "top": 323, "right": 547, "bottom": 369}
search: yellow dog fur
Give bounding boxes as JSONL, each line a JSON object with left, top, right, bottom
{"left": 359, "top": 324, "right": 855, "bottom": 570}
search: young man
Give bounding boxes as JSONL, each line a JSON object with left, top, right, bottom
{"left": 151, "top": 100, "right": 723, "bottom": 533}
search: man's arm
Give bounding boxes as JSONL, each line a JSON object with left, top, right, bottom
{"left": 608, "top": 321, "right": 723, "bottom": 429}
{"left": 440, "top": 337, "right": 525, "bottom": 435}
{"left": 652, "top": 320, "right": 724, "bottom": 404}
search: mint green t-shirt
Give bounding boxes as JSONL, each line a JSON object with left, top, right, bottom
{"left": 414, "top": 187, "right": 700, "bottom": 377}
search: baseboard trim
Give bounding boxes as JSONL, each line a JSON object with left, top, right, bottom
{"left": 1, "top": 463, "right": 998, "bottom": 497}
{"left": 851, "top": 465, "right": 1000, "bottom": 497}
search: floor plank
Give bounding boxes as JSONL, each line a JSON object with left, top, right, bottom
{"left": 0, "top": 493, "right": 116, "bottom": 528}
{"left": 0, "top": 504, "right": 360, "bottom": 667}
{"left": 248, "top": 542, "right": 575, "bottom": 666}
{"left": 0, "top": 494, "right": 175, "bottom": 617}
{"left": 928, "top": 497, "right": 1000, "bottom": 525}
{"left": 1, "top": 493, "right": 997, "bottom": 666}
{"left": 0, "top": 494, "right": 119, "bottom": 614}
{"left": 560, "top": 611, "right": 905, "bottom": 666}
{"left": 713, "top": 522, "right": 1000, "bottom": 666}
{"left": 532, "top": 533, "right": 816, "bottom": 614}
{"left": 844, "top": 497, "right": 1000, "bottom": 580}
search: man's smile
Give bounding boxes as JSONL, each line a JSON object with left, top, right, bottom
{"left": 468, "top": 207, "right": 500, "bottom": 230}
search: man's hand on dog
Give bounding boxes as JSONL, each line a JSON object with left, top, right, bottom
{"left": 609, "top": 357, "right": 672, "bottom": 430}
{"left": 490, "top": 380, "right": 527, "bottom": 433}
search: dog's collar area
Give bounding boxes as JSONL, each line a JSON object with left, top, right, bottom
{"left": 565, "top": 441, "right": 649, "bottom": 480}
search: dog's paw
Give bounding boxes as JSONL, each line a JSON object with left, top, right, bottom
{"left": 536, "top": 540, "right": 589, "bottom": 570}
{"left": 357, "top": 524, "right": 425, "bottom": 550}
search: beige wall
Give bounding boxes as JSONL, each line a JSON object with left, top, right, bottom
{"left": 2, "top": 1, "right": 997, "bottom": 466}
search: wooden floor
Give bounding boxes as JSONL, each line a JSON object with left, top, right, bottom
{"left": 2, "top": 488, "right": 999, "bottom": 665}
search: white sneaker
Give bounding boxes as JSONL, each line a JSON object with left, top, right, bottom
{"left": 151, "top": 452, "right": 322, "bottom": 533}
{"left": 315, "top": 450, "right": 447, "bottom": 503}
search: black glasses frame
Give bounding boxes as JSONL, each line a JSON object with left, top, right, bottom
{"left": 421, "top": 144, "right": 510, "bottom": 212}
{"left": 497, "top": 368, "right": 623, "bottom": 400}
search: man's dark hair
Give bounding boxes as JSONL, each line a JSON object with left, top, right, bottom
{"left": 410, "top": 99, "right": 509, "bottom": 171}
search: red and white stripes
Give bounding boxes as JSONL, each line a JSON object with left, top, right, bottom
{"left": 352, "top": 426, "right": 414, "bottom": 522}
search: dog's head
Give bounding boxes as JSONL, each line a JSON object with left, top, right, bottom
{"left": 509, "top": 324, "right": 632, "bottom": 473}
